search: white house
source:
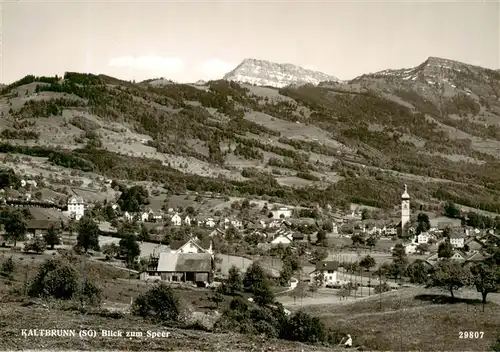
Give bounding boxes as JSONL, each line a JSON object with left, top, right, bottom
{"left": 231, "top": 219, "right": 243, "bottom": 229}
{"left": 140, "top": 212, "right": 149, "bottom": 222}
{"left": 309, "top": 261, "right": 339, "bottom": 286}
{"left": 416, "top": 232, "right": 430, "bottom": 244}
{"left": 450, "top": 232, "right": 465, "bottom": 248}
{"left": 271, "top": 207, "right": 292, "bottom": 219}
{"left": 184, "top": 215, "right": 192, "bottom": 226}
{"left": 65, "top": 196, "right": 85, "bottom": 221}
{"left": 171, "top": 213, "right": 182, "bottom": 226}
{"left": 270, "top": 234, "right": 292, "bottom": 246}
{"left": 124, "top": 211, "right": 134, "bottom": 222}
{"left": 205, "top": 218, "right": 216, "bottom": 228}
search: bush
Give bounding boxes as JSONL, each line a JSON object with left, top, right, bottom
{"left": 28, "top": 258, "right": 100, "bottom": 304}
{"left": 281, "top": 310, "right": 326, "bottom": 343}
{"left": 24, "top": 236, "right": 46, "bottom": 254}
{"left": 131, "top": 282, "right": 181, "bottom": 323}
{"left": 1, "top": 257, "right": 15, "bottom": 278}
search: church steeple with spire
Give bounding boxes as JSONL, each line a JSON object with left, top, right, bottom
{"left": 401, "top": 184, "right": 410, "bottom": 229}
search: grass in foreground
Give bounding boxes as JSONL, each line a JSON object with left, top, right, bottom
{"left": 315, "top": 287, "right": 500, "bottom": 351}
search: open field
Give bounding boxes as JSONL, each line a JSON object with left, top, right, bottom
{"left": 313, "top": 287, "right": 500, "bottom": 351}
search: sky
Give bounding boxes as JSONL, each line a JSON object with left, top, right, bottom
{"left": 2, "top": 0, "right": 499, "bottom": 84}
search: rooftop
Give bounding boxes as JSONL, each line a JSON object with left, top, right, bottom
{"left": 156, "top": 252, "right": 213, "bottom": 272}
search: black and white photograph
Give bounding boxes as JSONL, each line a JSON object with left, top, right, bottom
{"left": 0, "top": 0, "right": 499, "bottom": 351}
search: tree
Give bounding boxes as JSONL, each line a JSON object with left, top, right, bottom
{"left": 253, "top": 280, "right": 275, "bottom": 307}
{"left": 43, "top": 225, "right": 61, "bottom": 249}
{"left": 359, "top": 255, "right": 376, "bottom": 271}
{"left": 316, "top": 229, "right": 327, "bottom": 246}
{"left": 416, "top": 213, "right": 431, "bottom": 234}
{"left": 118, "top": 185, "right": 149, "bottom": 212}
{"left": 416, "top": 243, "right": 429, "bottom": 255}
{"left": 243, "top": 262, "right": 267, "bottom": 293}
{"left": 312, "top": 271, "right": 324, "bottom": 291}
{"left": 351, "top": 233, "right": 366, "bottom": 247}
{"left": 24, "top": 236, "right": 46, "bottom": 254}
{"left": 208, "top": 289, "right": 224, "bottom": 309}
{"left": 0, "top": 257, "right": 15, "bottom": 278}
{"left": 0, "top": 168, "right": 21, "bottom": 189}
{"left": 405, "top": 259, "right": 429, "bottom": 284}
{"left": 282, "top": 310, "right": 326, "bottom": 343}
{"left": 132, "top": 282, "right": 181, "bottom": 322}
{"left": 76, "top": 216, "right": 100, "bottom": 253}
{"left": 101, "top": 243, "right": 119, "bottom": 260}
{"left": 391, "top": 243, "right": 409, "bottom": 279}
{"left": 138, "top": 223, "right": 150, "bottom": 242}
{"left": 279, "top": 261, "right": 293, "bottom": 286}
{"left": 29, "top": 258, "right": 100, "bottom": 303}
{"left": 226, "top": 265, "right": 243, "bottom": 295}
{"left": 3, "top": 209, "right": 27, "bottom": 247}
{"left": 469, "top": 262, "right": 500, "bottom": 307}
{"left": 366, "top": 235, "right": 377, "bottom": 250}
{"left": 119, "top": 233, "right": 141, "bottom": 267}
{"left": 427, "top": 259, "right": 471, "bottom": 298}
{"left": 438, "top": 240, "right": 454, "bottom": 259}
{"left": 444, "top": 202, "right": 461, "bottom": 218}
{"left": 311, "top": 248, "right": 328, "bottom": 263}
{"left": 361, "top": 208, "right": 369, "bottom": 220}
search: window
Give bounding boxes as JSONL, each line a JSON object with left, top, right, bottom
{"left": 327, "top": 270, "right": 334, "bottom": 274}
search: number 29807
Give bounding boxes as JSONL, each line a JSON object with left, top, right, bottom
{"left": 459, "top": 331, "right": 484, "bottom": 339}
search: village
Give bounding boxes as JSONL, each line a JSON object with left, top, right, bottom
{"left": 1, "top": 175, "right": 497, "bottom": 293}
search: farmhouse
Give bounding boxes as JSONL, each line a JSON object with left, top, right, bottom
{"left": 309, "top": 261, "right": 340, "bottom": 286}
{"left": 140, "top": 252, "right": 214, "bottom": 285}
{"left": 26, "top": 219, "right": 62, "bottom": 237}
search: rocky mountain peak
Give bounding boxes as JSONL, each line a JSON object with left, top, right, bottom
{"left": 223, "top": 58, "right": 341, "bottom": 88}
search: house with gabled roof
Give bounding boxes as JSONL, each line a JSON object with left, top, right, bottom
{"left": 309, "top": 261, "right": 340, "bottom": 286}
{"left": 170, "top": 213, "right": 182, "bottom": 226}
{"left": 169, "top": 237, "right": 213, "bottom": 255}
{"left": 465, "top": 237, "right": 485, "bottom": 252}
{"left": 208, "top": 228, "right": 225, "bottom": 238}
{"left": 270, "top": 233, "right": 292, "bottom": 246}
{"left": 140, "top": 252, "right": 214, "bottom": 285}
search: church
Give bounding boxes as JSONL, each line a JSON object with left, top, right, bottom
{"left": 401, "top": 184, "right": 410, "bottom": 229}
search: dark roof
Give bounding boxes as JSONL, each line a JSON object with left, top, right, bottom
{"left": 292, "top": 233, "right": 305, "bottom": 239}
{"left": 27, "top": 219, "right": 61, "bottom": 230}
{"left": 156, "top": 252, "right": 212, "bottom": 272}
{"left": 315, "top": 261, "right": 339, "bottom": 271}
{"left": 169, "top": 237, "right": 211, "bottom": 250}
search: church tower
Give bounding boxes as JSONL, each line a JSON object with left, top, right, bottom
{"left": 401, "top": 184, "right": 410, "bottom": 230}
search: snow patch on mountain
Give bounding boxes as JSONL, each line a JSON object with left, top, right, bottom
{"left": 223, "top": 58, "right": 341, "bottom": 88}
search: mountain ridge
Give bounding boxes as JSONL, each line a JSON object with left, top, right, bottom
{"left": 223, "top": 58, "right": 341, "bottom": 88}
{"left": 2, "top": 56, "right": 500, "bottom": 214}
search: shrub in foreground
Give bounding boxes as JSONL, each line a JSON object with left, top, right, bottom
{"left": 132, "top": 282, "right": 182, "bottom": 323}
